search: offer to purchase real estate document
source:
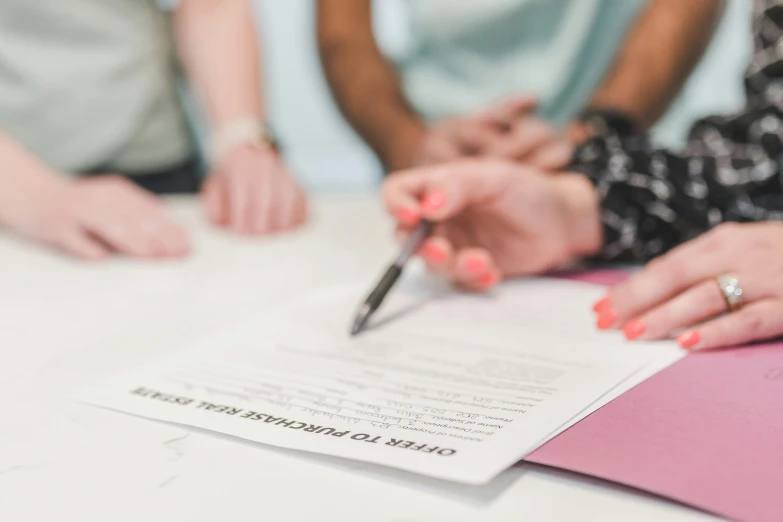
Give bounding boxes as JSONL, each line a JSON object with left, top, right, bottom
{"left": 76, "top": 279, "right": 682, "bottom": 484}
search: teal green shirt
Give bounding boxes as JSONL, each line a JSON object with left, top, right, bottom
{"left": 395, "top": 0, "right": 646, "bottom": 126}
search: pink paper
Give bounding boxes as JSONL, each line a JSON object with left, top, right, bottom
{"left": 529, "top": 269, "right": 783, "bottom": 522}
{"left": 552, "top": 268, "right": 630, "bottom": 287}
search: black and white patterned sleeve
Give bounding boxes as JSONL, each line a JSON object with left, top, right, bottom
{"left": 572, "top": 0, "right": 783, "bottom": 262}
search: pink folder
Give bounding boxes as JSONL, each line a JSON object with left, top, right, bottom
{"left": 531, "top": 271, "right": 783, "bottom": 522}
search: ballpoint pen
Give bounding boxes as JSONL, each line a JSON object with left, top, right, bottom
{"left": 350, "top": 220, "right": 435, "bottom": 336}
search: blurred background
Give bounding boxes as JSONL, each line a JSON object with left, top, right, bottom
{"left": 255, "top": 0, "right": 752, "bottom": 192}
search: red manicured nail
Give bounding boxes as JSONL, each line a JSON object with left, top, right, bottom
{"left": 622, "top": 319, "right": 646, "bottom": 340}
{"left": 465, "top": 257, "right": 486, "bottom": 275}
{"left": 592, "top": 296, "right": 611, "bottom": 313}
{"left": 397, "top": 208, "right": 420, "bottom": 226}
{"left": 479, "top": 272, "right": 497, "bottom": 288}
{"left": 422, "top": 244, "right": 445, "bottom": 263}
{"left": 677, "top": 331, "right": 701, "bottom": 350}
{"left": 422, "top": 192, "right": 446, "bottom": 213}
{"left": 596, "top": 309, "right": 617, "bottom": 330}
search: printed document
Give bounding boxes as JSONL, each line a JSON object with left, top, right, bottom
{"left": 76, "top": 279, "right": 681, "bottom": 484}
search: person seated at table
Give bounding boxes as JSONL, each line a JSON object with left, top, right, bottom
{"left": 317, "top": 0, "right": 723, "bottom": 172}
{"left": 0, "top": 0, "right": 307, "bottom": 261}
{"left": 383, "top": 0, "right": 783, "bottom": 353}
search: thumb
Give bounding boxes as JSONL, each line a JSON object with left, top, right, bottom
{"left": 478, "top": 95, "right": 539, "bottom": 128}
{"left": 499, "top": 94, "right": 539, "bottom": 118}
{"left": 418, "top": 160, "right": 516, "bottom": 221}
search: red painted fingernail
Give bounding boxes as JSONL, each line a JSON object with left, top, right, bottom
{"left": 465, "top": 257, "right": 486, "bottom": 275}
{"left": 596, "top": 309, "right": 617, "bottom": 330}
{"left": 397, "top": 208, "right": 420, "bottom": 226}
{"left": 479, "top": 272, "right": 497, "bottom": 288}
{"left": 422, "top": 244, "right": 445, "bottom": 263}
{"left": 677, "top": 331, "right": 701, "bottom": 350}
{"left": 622, "top": 319, "right": 646, "bottom": 340}
{"left": 592, "top": 296, "right": 611, "bottom": 313}
{"left": 421, "top": 192, "right": 447, "bottom": 214}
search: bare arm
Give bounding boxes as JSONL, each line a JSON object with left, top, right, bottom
{"left": 173, "top": 0, "right": 307, "bottom": 236}
{"left": 584, "top": 0, "right": 724, "bottom": 130}
{"left": 172, "top": 0, "right": 264, "bottom": 131}
{"left": 0, "top": 129, "right": 64, "bottom": 193}
{"left": 317, "top": 0, "right": 426, "bottom": 171}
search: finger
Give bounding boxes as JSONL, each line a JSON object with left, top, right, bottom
{"left": 384, "top": 161, "right": 515, "bottom": 224}
{"left": 268, "top": 169, "right": 300, "bottom": 234}
{"left": 55, "top": 228, "right": 110, "bottom": 261}
{"left": 497, "top": 95, "right": 539, "bottom": 117}
{"left": 622, "top": 273, "right": 774, "bottom": 340}
{"left": 485, "top": 119, "right": 558, "bottom": 161}
{"left": 113, "top": 190, "right": 191, "bottom": 258}
{"left": 439, "top": 119, "right": 498, "bottom": 154}
{"left": 597, "top": 231, "right": 733, "bottom": 328}
{"left": 275, "top": 180, "right": 307, "bottom": 232}
{"left": 227, "top": 171, "right": 251, "bottom": 234}
{"left": 202, "top": 175, "right": 228, "bottom": 226}
{"left": 84, "top": 215, "right": 155, "bottom": 258}
{"left": 107, "top": 192, "right": 183, "bottom": 258}
{"left": 382, "top": 172, "right": 429, "bottom": 225}
{"left": 291, "top": 191, "right": 309, "bottom": 228}
{"left": 248, "top": 169, "right": 274, "bottom": 235}
{"left": 291, "top": 190, "right": 309, "bottom": 228}
{"left": 415, "top": 134, "right": 464, "bottom": 166}
{"left": 678, "top": 300, "right": 783, "bottom": 351}
{"left": 619, "top": 280, "right": 730, "bottom": 341}
{"left": 417, "top": 161, "right": 514, "bottom": 222}
{"left": 77, "top": 179, "right": 166, "bottom": 257}
{"left": 477, "top": 95, "right": 539, "bottom": 128}
{"left": 418, "top": 236, "right": 455, "bottom": 277}
{"left": 272, "top": 185, "right": 295, "bottom": 233}
{"left": 527, "top": 141, "right": 575, "bottom": 171}
{"left": 136, "top": 213, "right": 191, "bottom": 258}
{"left": 451, "top": 248, "right": 501, "bottom": 291}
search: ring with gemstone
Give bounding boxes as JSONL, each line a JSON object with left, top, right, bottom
{"left": 716, "top": 275, "right": 744, "bottom": 312}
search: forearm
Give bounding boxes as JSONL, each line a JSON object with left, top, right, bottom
{"left": 0, "top": 129, "right": 67, "bottom": 228}
{"left": 585, "top": 0, "right": 724, "bottom": 129}
{"left": 173, "top": 0, "right": 263, "bottom": 130}
{"left": 317, "top": 0, "right": 425, "bottom": 171}
{"left": 0, "top": 129, "right": 61, "bottom": 183}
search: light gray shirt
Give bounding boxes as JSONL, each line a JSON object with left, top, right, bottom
{"left": 0, "top": 0, "right": 194, "bottom": 174}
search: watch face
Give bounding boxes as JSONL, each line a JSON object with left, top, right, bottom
{"left": 263, "top": 130, "right": 281, "bottom": 153}
{"left": 580, "top": 109, "right": 639, "bottom": 137}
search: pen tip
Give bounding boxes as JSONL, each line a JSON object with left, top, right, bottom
{"left": 350, "top": 305, "right": 371, "bottom": 337}
{"left": 350, "top": 317, "right": 366, "bottom": 337}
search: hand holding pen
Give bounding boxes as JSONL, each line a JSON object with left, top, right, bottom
{"left": 351, "top": 164, "right": 528, "bottom": 335}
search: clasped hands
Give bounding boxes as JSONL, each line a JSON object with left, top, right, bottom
{"left": 410, "top": 95, "right": 577, "bottom": 171}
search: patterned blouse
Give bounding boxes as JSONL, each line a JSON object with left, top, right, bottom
{"left": 574, "top": 0, "right": 783, "bottom": 261}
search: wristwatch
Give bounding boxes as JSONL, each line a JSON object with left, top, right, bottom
{"left": 576, "top": 108, "right": 640, "bottom": 140}
{"left": 211, "top": 118, "right": 281, "bottom": 165}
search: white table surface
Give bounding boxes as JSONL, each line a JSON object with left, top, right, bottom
{"left": 0, "top": 195, "right": 720, "bottom": 522}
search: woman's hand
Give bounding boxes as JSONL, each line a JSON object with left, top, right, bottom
{"left": 595, "top": 222, "right": 783, "bottom": 351}
{"left": 202, "top": 144, "right": 308, "bottom": 235}
{"left": 382, "top": 159, "right": 602, "bottom": 289}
